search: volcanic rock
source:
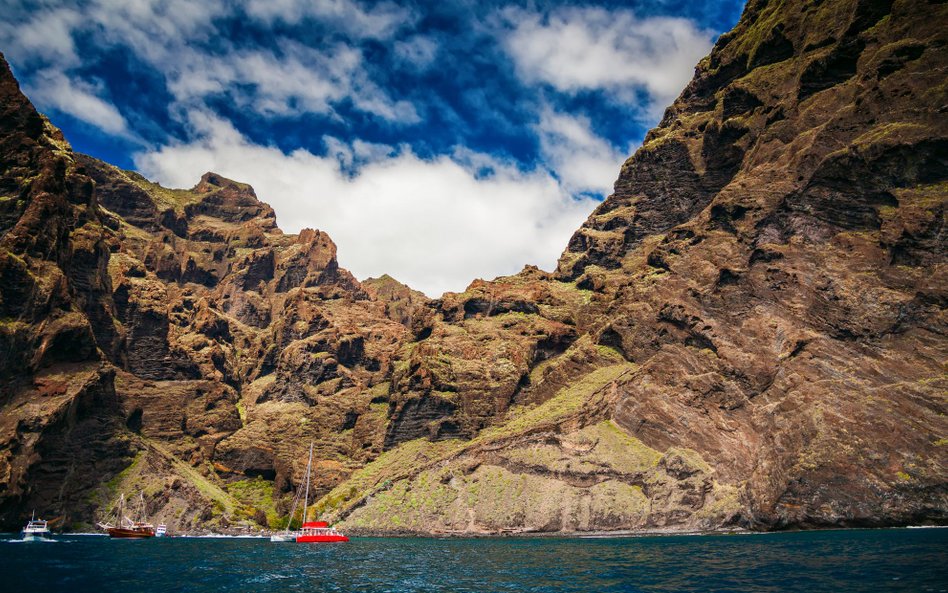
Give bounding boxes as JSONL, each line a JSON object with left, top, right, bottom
{"left": 0, "top": 0, "right": 945, "bottom": 534}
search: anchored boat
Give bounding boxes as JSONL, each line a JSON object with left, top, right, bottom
{"left": 21, "top": 511, "right": 52, "bottom": 541}
{"left": 97, "top": 493, "right": 166, "bottom": 539}
{"left": 298, "top": 521, "right": 348, "bottom": 543}
{"left": 270, "top": 442, "right": 348, "bottom": 543}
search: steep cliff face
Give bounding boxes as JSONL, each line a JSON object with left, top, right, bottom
{"left": 0, "top": 0, "right": 945, "bottom": 534}
{"left": 318, "top": 0, "right": 948, "bottom": 533}
{"left": 0, "top": 53, "right": 133, "bottom": 528}
{"left": 555, "top": 0, "right": 948, "bottom": 528}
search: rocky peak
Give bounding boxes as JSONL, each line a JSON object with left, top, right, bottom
{"left": 194, "top": 171, "right": 255, "bottom": 196}
{"left": 361, "top": 274, "right": 430, "bottom": 327}
{"left": 0, "top": 55, "right": 76, "bottom": 239}
{"left": 188, "top": 171, "right": 277, "bottom": 228}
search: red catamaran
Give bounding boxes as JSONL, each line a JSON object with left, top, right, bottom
{"left": 270, "top": 442, "right": 348, "bottom": 543}
{"left": 297, "top": 520, "right": 348, "bottom": 543}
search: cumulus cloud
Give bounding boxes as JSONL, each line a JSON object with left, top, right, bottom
{"left": 24, "top": 70, "right": 129, "bottom": 136}
{"left": 135, "top": 115, "right": 596, "bottom": 297}
{"left": 534, "top": 109, "right": 630, "bottom": 196}
{"left": 502, "top": 7, "right": 713, "bottom": 108}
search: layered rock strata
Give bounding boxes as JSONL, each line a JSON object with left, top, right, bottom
{"left": 0, "top": 0, "right": 945, "bottom": 533}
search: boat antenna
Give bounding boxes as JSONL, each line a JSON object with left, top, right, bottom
{"left": 301, "top": 442, "right": 314, "bottom": 525}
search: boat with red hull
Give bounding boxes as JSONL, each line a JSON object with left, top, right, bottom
{"left": 270, "top": 443, "right": 349, "bottom": 544}
{"left": 105, "top": 524, "right": 156, "bottom": 539}
{"left": 97, "top": 492, "right": 165, "bottom": 539}
{"left": 297, "top": 521, "right": 349, "bottom": 543}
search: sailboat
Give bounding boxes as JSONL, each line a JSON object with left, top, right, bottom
{"left": 97, "top": 492, "right": 166, "bottom": 539}
{"left": 270, "top": 442, "right": 348, "bottom": 543}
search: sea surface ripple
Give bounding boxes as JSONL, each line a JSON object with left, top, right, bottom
{"left": 3, "top": 528, "right": 946, "bottom": 592}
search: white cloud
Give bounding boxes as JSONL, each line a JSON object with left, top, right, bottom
{"left": 162, "top": 40, "right": 419, "bottom": 122}
{"left": 0, "top": 7, "right": 82, "bottom": 68}
{"left": 502, "top": 7, "right": 713, "bottom": 108}
{"left": 0, "top": 0, "right": 416, "bottom": 128}
{"left": 244, "top": 0, "right": 413, "bottom": 39}
{"left": 24, "top": 70, "right": 129, "bottom": 136}
{"left": 165, "top": 43, "right": 358, "bottom": 117}
{"left": 534, "top": 109, "right": 629, "bottom": 196}
{"left": 134, "top": 115, "right": 597, "bottom": 297}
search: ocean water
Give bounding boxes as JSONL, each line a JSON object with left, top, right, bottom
{"left": 2, "top": 528, "right": 946, "bottom": 592}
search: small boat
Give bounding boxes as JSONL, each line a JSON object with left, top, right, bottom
{"left": 155, "top": 523, "right": 167, "bottom": 537}
{"left": 97, "top": 493, "right": 157, "bottom": 539}
{"left": 21, "top": 511, "right": 52, "bottom": 541}
{"left": 270, "top": 442, "right": 348, "bottom": 543}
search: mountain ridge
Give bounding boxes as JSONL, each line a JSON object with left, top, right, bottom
{"left": 1, "top": 0, "right": 946, "bottom": 534}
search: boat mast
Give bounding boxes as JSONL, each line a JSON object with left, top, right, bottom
{"left": 282, "top": 474, "right": 304, "bottom": 533}
{"left": 301, "top": 442, "right": 314, "bottom": 525}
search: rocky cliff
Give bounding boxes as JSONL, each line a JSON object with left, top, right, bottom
{"left": 0, "top": 0, "right": 945, "bottom": 534}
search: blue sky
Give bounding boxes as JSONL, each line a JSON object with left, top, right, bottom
{"left": 1, "top": 0, "right": 744, "bottom": 296}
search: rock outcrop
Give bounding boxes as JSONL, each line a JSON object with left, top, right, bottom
{"left": 0, "top": 0, "right": 945, "bottom": 534}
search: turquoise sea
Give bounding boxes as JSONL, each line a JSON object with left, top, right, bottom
{"left": 2, "top": 528, "right": 946, "bottom": 592}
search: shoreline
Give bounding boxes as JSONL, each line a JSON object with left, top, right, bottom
{"left": 7, "top": 524, "right": 945, "bottom": 540}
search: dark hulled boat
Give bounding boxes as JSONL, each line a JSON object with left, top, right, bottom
{"left": 97, "top": 493, "right": 163, "bottom": 539}
{"left": 105, "top": 524, "right": 156, "bottom": 539}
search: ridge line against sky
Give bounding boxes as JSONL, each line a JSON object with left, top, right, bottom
{"left": 0, "top": 0, "right": 745, "bottom": 296}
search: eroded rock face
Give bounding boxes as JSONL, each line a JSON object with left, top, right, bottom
{"left": 319, "top": 0, "right": 947, "bottom": 533}
{"left": 0, "top": 0, "right": 946, "bottom": 535}
{"left": 555, "top": 0, "right": 948, "bottom": 529}
{"left": 0, "top": 50, "right": 410, "bottom": 529}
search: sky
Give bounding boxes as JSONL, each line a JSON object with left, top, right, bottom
{"left": 1, "top": 0, "right": 744, "bottom": 296}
